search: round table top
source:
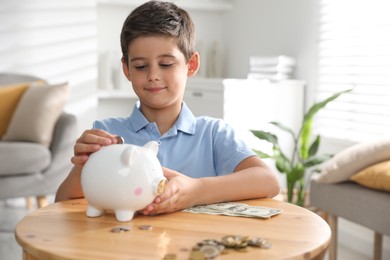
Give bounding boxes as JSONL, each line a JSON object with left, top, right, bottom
{"left": 15, "top": 198, "right": 330, "bottom": 260}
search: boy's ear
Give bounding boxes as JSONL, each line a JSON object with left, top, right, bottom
{"left": 121, "top": 57, "right": 132, "bottom": 81}
{"left": 187, "top": 52, "right": 200, "bottom": 77}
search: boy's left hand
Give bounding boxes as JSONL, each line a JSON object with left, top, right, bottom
{"left": 141, "top": 167, "right": 201, "bottom": 215}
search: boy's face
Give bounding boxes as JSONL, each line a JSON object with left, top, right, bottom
{"left": 122, "top": 36, "right": 199, "bottom": 112}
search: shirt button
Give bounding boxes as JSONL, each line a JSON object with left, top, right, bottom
{"left": 157, "top": 140, "right": 161, "bottom": 145}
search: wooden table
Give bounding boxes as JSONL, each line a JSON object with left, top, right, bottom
{"left": 15, "top": 198, "right": 330, "bottom": 260}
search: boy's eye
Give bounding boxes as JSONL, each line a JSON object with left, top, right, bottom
{"left": 134, "top": 65, "right": 146, "bottom": 70}
{"left": 160, "top": 63, "right": 173, "bottom": 67}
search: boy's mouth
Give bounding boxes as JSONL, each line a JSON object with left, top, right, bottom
{"left": 146, "top": 87, "right": 166, "bottom": 93}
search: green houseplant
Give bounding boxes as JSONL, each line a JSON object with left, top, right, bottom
{"left": 251, "top": 88, "right": 352, "bottom": 206}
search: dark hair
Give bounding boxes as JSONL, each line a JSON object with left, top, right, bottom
{"left": 120, "top": 0, "right": 196, "bottom": 65}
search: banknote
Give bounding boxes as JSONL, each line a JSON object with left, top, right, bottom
{"left": 183, "top": 202, "right": 283, "bottom": 219}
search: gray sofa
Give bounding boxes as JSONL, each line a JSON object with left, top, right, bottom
{"left": 310, "top": 175, "right": 390, "bottom": 260}
{"left": 0, "top": 73, "right": 77, "bottom": 207}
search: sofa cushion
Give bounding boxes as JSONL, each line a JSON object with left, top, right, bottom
{"left": 316, "top": 139, "right": 390, "bottom": 183}
{"left": 350, "top": 160, "right": 390, "bottom": 192}
{"left": 2, "top": 82, "right": 70, "bottom": 147}
{"left": 0, "top": 142, "right": 51, "bottom": 176}
{"left": 0, "top": 83, "right": 30, "bottom": 137}
{"left": 310, "top": 178, "right": 390, "bottom": 235}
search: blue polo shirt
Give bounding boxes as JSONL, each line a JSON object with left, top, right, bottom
{"left": 93, "top": 102, "right": 255, "bottom": 178}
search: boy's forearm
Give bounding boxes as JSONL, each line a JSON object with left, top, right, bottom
{"left": 55, "top": 166, "right": 84, "bottom": 202}
{"left": 195, "top": 167, "right": 280, "bottom": 205}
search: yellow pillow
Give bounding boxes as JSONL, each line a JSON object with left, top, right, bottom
{"left": 0, "top": 83, "right": 30, "bottom": 137}
{"left": 351, "top": 160, "right": 390, "bottom": 192}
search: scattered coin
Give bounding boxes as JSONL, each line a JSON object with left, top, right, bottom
{"left": 138, "top": 225, "right": 153, "bottom": 230}
{"left": 189, "top": 250, "right": 205, "bottom": 260}
{"left": 198, "top": 239, "right": 220, "bottom": 246}
{"left": 110, "top": 226, "right": 131, "bottom": 233}
{"left": 248, "top": 237, "right": 272, "bottom": 249}
{"left": 199, "top": 245, "right": 220, "bottom": 259}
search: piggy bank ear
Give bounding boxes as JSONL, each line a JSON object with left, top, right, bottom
{"left": 143, "top": 141, "right": 159, "bottom": 156}
{"left": 121, "top": 146, "right": 136, "bottom": 166}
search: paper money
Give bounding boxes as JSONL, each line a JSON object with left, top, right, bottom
{"left": 183, "top": 202, "right": 282, "bottom": 219}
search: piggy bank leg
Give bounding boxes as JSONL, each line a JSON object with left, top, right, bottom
{"left": 115, "top": 210, "right": 134, "bottom": 222}
{"left": 86, "top": 205, "right": 104, "bottom": 218}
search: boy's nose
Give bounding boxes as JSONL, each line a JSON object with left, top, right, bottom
{"left": 147, "top": 66, "right": 160, "bottom": 81}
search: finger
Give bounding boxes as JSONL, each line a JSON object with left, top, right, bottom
{"left": 141, "top": 204, "right": 155, "bottom": 215}
{"left": 154, "top": 181, "right": 178, "bottom": 204}
{"left": 162, "top": 167, "right": 180, "bottom": 180}
{"left": 74, "top": 143, "right": 101, "bottom": 156}
{"left": 80, "top": 133, "right": 113, "bottom": 146}
{"left": 71, "top": 155, "right": 89, "bottom": 166}
{"left": 78, "top": 129, "right": 118, "bottom": 145}
{"left": 149, "top": 196, "right": 179, "bottom": 215}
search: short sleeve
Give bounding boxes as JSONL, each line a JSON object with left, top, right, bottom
{"left": 212, "top": 119, "right": 256, "bottom": 175}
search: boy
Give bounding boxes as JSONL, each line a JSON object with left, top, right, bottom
{"left": 55, "top": 0, "right": 280, "bottom": 215}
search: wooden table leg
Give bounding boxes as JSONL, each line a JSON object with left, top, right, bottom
{"left": 328, "top": 214, "right": 338, "bottom": 260}
{"left": 36, "top": 195, "right": 48, "bottom": 208}
{"left": 23, "top": 250, "right": 39, "bottom": 260}
{"left": 374, "top": 232, "right": 382, "bottom": 260}
{"left": 26, "top": 197, "right": 34, "bottom": 209}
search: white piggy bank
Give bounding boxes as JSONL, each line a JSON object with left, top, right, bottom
{"left": 81, "top": 141, "right": 167, "bottom": 222}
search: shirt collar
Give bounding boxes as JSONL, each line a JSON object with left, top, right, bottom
{"left": 176, "top": 102, "right": 196, "bottom": 135}
{"left": 128, "top": 101, "right": 196, "bottom": 135}
{"left": 128, "top": 101, "right": 149, "bottom": 133}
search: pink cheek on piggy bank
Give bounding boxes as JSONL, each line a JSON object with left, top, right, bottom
{"left": 134, "top": 187, "right": 143, "bottom": 196}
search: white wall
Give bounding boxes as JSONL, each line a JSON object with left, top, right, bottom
{"left": 222, "top": 0, "right": 318, "bottom": 110}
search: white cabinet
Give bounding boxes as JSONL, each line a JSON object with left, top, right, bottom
{"left": 223, "top": 79, "right": 305, "bottom": 133}
{"left": 185, "top": 78, "right": 305, "bottom": 153}
{"left": 184, "top": 78, "right": 224, "bottom": 118}
{"left": 185, "top": 78, "right": 305, "bottom": 131}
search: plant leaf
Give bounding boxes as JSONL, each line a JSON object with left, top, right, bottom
{"left": 304, "top": 88, "right": 353, "bottom": 122}
{"left": 300, "top": 88, "right": 353, "bottom": 159}
{"left": 303, "top": 154, "right": 333, "bottom": 168}
{"left": 269, "top": 121, "right": 296, "bottom": 141}
{"left": 253, "top": 149, "right": 272, "bottom": 158}
{"left": 273, "top": 147, "right": 292, "bottom": 174}
{"left": 308, "top": 135, "right": 320, "bottom": 157}
{"left": 287, "top": 163, "right": 305, "bottom": 183}
{"left": 300, "top": 118, "right": 313, "bottom": 160}
{"left": 250, "top": 130, "right": 279, "bottom": 146}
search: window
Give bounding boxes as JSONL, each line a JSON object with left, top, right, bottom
{"left": 316, "top": 0, "right": 390, "bottom": 142}
{"left": 0, "top": 0, "right": 98, "bottom": 97}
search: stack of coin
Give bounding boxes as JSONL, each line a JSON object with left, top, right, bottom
{"left": 248, "top": 237, "right": 272, "bottom": 249}
{"left": 189, "top": 235, "right": 272, "bottom": 259}
{"left": 221, "top": 235, "right": 250, "bottom": 248}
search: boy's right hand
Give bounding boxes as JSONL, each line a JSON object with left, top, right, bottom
{"left": 71, "top": 129, "right": 120, "bottom": 167}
